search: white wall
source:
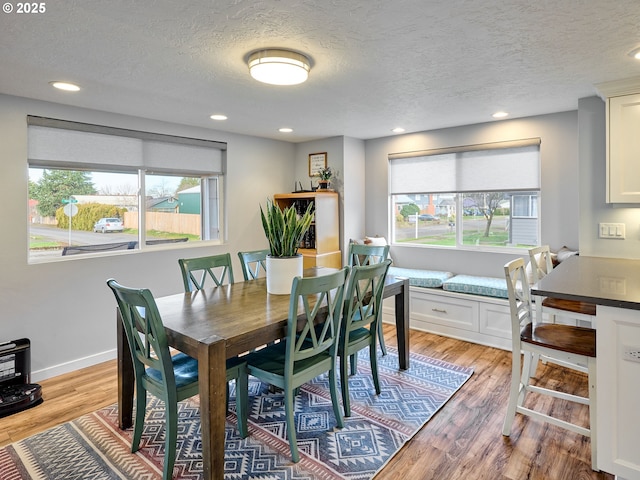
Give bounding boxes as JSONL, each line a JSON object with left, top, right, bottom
{"left": 578, "top": 95, "right": 640, "bottom": 259}
{"left": 294, "top": 136, "right": 366, "bottom": 264}
{"left": 341, "top": 137, "right": 366, "bottom": 261}
{"left": 0, "top": 94, "right": 295, "bottom": 380}
{"left": 293, "top": 137, "right": 344, "bottom": 193}
{"left": 363, "top": 111, "right": 580, "bottom": 277}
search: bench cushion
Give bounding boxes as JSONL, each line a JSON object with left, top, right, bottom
{"left": 388, "top": 266, "right": 454, "bottom": 288}
{"left": 442, "top": 275, "right": 508, "bottom": 299}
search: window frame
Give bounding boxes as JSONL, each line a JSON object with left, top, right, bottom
{"left": 389, "top": 139, "right": 541, "bottom": 253}
{"left": 27, "top": 117, "right": 226, "bottom": 262}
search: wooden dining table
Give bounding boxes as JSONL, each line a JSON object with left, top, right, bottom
{"left": 116, "top": 268, "right": 410, "bottom": 480}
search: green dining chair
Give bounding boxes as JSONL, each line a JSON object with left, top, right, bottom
{"left": 237, "top": 249, "right": 270, "bottom": 281}
{"left": 348, "top": 243, "right": 390, "bottom": 356}
{"left": 348, "top": 243, "right": 390, "bottom": 267}
{"left": 106, "top": 278, "right": 249, "bottom": 480}
{"left": 177, "top": 253, "right": 250, "bottom": 411}
{"left": 339, "top": 260, "right": 392, "bottom": 416}
{"left": 241, "top": 267, "right": 350, "bottom": 463}
{"left": 178, "top": 253, "right": 234, "bottom": 292}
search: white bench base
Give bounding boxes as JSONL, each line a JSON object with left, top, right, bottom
{"left": 382, "top": 285, "right": 512, "bottom": 351}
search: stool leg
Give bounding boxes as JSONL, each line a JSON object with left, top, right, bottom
{"left": 502, "top": 350, "right": 522, "bottom": 436}
{"left": 588, "top": 357, "right": 598, "bottom": 471}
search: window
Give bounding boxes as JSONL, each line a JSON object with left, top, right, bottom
{"left": 27, "top": 117, "right": 226, "bottom": 261}
{"left": 512, "top": 194, "right": 537, "bottom": 218}
{"left": 389, "top": 139, "right": 540, "bottom": 251}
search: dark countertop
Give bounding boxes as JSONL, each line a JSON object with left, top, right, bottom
{"left": 531, "top": 255, "right": 640, "bottom": 310}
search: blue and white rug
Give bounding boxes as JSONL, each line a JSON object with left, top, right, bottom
{"left": 0, "top": 349, "right": 473, "bottom": 479}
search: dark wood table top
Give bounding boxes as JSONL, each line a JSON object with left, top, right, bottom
{"left": 532, "top": 255, "right": 640, "bottom": 311}
{"left": 154, "top": 269, "right": 408, "bottom": 359}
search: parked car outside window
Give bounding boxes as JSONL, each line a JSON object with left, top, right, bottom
{"left": 93, "top": 217, "right": 124, "bottom": 233}
{"left": 407, "top": 213, "right": 439, "bottom": 222}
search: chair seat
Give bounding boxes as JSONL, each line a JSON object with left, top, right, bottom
{"left": 146, "top": 352, "right": 198, "bottom": 388}
{"left": 521, "top": 323, "right": 596, "bottom": 358}
{"left": 347, "top": 327, "right": 370, "bottom": 344}
{"left": 246, "top": 341, "right": 332, "bottom": 377}
{"left": 541, "top": 297, "right": 596, "bottom": 316}
{"left": 146, "top": 353, "right": 247, "bottom": 387}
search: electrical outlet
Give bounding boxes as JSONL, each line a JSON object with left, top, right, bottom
{"left": 622, "top": 345, "right": 640, "bottom": 363}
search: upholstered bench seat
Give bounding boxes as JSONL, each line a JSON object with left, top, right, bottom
{"left": 388, "top": 266, "right": 454, "bottom": 288}
{"left": 382, "top": 267, "right": 512, "bottom": 350}
{"left": 442, "top": 274, "right": 508, "bottom": 299}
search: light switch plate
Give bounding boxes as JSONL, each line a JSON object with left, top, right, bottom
{"left": 598, "top": 223, "right": 626, "bottom": 239}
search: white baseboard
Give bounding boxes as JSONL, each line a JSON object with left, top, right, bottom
{"left": 31, "top": 349, "right": 117, "bottom": 382}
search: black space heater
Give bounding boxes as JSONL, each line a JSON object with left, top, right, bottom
{"left": 0, "top": 338, "right": 43, "bottom": 417}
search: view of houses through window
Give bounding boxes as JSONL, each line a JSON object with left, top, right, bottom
{"left": 391, "top": 191, "right": 539, "bottom": 249}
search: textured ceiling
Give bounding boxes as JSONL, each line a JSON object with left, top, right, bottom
{"left": 1, "top": 0, "right": 640, "bottom": 142}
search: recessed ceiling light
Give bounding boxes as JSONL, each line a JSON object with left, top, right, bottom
{"left": 628, "top": 47, "right": 640, "bottom": 60}
{"left": 392, "top": 127, "right": 405, "bottom": 133}
{"left": 492, "top": 111, "right": 509, "bottom": 119}
{"left": 247, "top": 49, "right": 311, "bottom": 86}
{"left": 50, "top": 81, "right": 80, "bottom": 92}
{"left": 210, "top": 114, "right": 228, "bottom": 121}
{"left": 279, "top": 127, "right": 293, "bottom": 133}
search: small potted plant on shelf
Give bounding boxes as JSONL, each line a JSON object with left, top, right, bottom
{"left": 317, "top": 166, "right": 333, "bottom": 190}
{"left": 260, "top": 199, "right": 314, "bottom": 294}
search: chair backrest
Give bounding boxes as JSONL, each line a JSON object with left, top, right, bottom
{"left": 348, "top": 243, "right": 390, "bottom": 267}
{"left": 178, "top": 253, "right": 234, "bottom": 292}
{"left": 342, "top": 260, "right": 392, "bottom": 339}
{"left": 504, "top": 258, "right": 533, "bottom": 350}
{"left": 284, "top": 267, "right": 349, "bottom": 371}
{"left": 237, "top": 249, "right": 269, "bottom": 281}
{"left": 106, "top": 279, "right": 176, "bottom": 387}
{"left": 528, "top": 245, "right": 554, "bottom": 284}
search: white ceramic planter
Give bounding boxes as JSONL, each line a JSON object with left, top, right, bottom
{"left": 266, "top": 255, "right": 303, "bottom": 295}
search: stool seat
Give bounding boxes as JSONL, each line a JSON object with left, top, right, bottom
{"left": 521, "top": 323, "right": 596, "bottom": 358}
{"left": 541, "top": 297, "right": 597, "bottom": 316}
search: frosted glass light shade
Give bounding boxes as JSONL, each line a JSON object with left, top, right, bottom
{"left": 248, "top": 49, "right": 310, "bottom": 86}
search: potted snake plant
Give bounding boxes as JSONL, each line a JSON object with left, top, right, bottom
{"left": 260, "top": 199, "right": 314, "bottom": 294}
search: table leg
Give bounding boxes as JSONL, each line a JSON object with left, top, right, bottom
{"left": 198, "top": 337, "right": 227, "bottom": 480}
{"left": 395, "top": 278, "right": 410, "bottom": 370}
{"left": 117, "top": 307, "right": 134, "bottom": 429}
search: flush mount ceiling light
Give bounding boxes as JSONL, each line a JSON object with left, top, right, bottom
{"left": 628, "top": 47, "right": 640, "bottom": 60}
{"left": 247, "top": 49, "right": 311, "bottom": 85}
{"left": 210, "top": 114, "right": 228, "bottom": 121}
{"left": 50, "top": 81, "right": 80, "bottom": 92}
{"left": 492, "top": 111, "right": 509, "bottom": 119}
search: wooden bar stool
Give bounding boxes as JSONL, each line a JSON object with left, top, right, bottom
{"left": 503, "top": 258, "right": 598, "bottom": 471}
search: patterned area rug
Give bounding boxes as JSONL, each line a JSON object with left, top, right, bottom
{"left": 0, "top": 349, "right": 473, "bottom": 479}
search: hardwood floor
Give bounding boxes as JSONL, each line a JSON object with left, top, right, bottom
{"left": 0, "top": 326, "right": 613, "bottom": 479}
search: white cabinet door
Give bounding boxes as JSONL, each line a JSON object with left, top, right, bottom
{"left": 608, "top": 93, "right": 640, "bottom": 203}
{"left": 479, "top": 302, "right": 511, "bottom": 340}
{"left": 597, "top": 305, "right": 640, "bottom": 479}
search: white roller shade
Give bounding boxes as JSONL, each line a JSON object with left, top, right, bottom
{"left": 390, "top": 141, "right": 540, "bottom": 195}
{"left": 28, "top": 125, "right": 142, "bottom": 168}
{"left": 27, "top": 117, "right": 224, "bottom": 174}
{"left": 143, "top": 141, "right": 222, "bottom": 173}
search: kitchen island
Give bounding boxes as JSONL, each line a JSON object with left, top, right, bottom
{"left": 532, "top": 255, "right": 640, "bottom": 480}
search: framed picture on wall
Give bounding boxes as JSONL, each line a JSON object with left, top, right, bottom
{"left": 308, "top": 152, "right": 327, "bottom": 177}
